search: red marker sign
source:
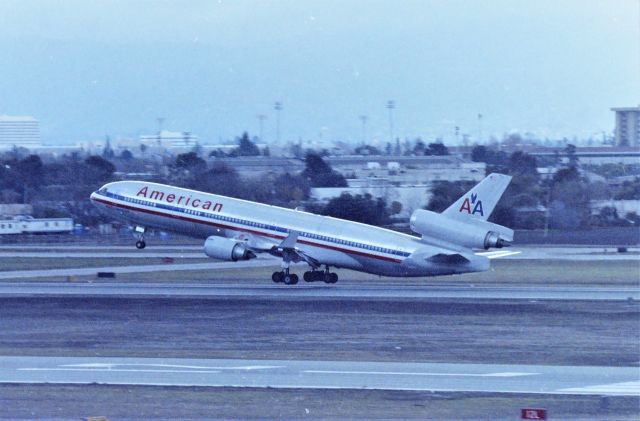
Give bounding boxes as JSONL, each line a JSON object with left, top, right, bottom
{"left": 521, "top": 408, "right": 547, "bottom": 420}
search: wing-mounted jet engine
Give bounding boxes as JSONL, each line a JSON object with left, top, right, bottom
{"left": 204, "top": 236, "right": 256, "bottom": 261}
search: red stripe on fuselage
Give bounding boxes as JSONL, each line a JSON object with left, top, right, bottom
{"left": 93, "top": 196, "right": 403, "bottom": 264}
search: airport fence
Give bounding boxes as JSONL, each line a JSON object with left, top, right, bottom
{"left": 514, "top": 227, "right": 639, "bottom": 246}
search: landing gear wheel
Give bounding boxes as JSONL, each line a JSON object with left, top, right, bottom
{"left": 272, "top": 271, "right": 284, "bottom": 283}
{"left": 324, "top": 272, "right": 338, "bottom": 284}
{"left": 329, "top": 273, "right": 338, "bottom": 284}
{"left": 303, "top": 271, "right": 316, "bottom": 282}
{"left": 283, "top": 273, "right": 299, "bottom": 285}
{"left": 135, "top": 240, "right": 146, "bottom": 249}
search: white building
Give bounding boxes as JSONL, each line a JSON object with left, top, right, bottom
{"left": 140, "top": 130, "right": 199, "bottom": 149}
{"left": 0, "top": 115, "right": 41, "bottom": 149}
{"left": 612, "top": 106, "right": 640, "bottom": 147}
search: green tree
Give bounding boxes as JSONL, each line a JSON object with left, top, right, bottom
{"left": 235, "top": 132, "right": 260, "bottom": 156}
{"left": 301, "top": 153, "right": 347, "bottom": 187}
{"left": 84, "top": 155, "right": 116, "bottom": 185}
{"left": 427, "top": 142, "right": 449, "bottom": 156}
{"left": 412, "top": 139, "right": 427, "bottom": 155}
{"left": 427, "top": 181, "right": 474, "bottom": 212}
{"left": 272, "top": 173, "right": 310, "bottom": 206}
{"left": 119, "top": 149, "right": 134, "bottom": 160}
{"left": 614, "top": 177, "right": 640, "bottom": 200}
{"left": 194, "top": 162, "right": 242, "bottom": 197}
{"left": 548, "top": 167, "right": 591, "bottom": 229}
{"left": 471, "top": 145, "right": 508, "bottom": 166}
{"left": 170, "top": 152, "right": 207, "bottom": 187}
{"left": 321, "top": 193, "right": 390, "bottom": 225}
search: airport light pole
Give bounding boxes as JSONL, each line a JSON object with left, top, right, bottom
{"left": 257, "top": 114, "right": 266, "bottom": 142}
{"left": 386, "top": 100, "right": 395, "bottom": 143}
{"left": 156, "top": 117, "right": 165, "bottom": 146}
{"left": 359, "top": 115, "right": 368, "bottom": 144}
{"left": 274, "top": 102, "right": 282, "bottom": 143}
{"left": 477, "top": 113, "right": 483, "bottom": 144}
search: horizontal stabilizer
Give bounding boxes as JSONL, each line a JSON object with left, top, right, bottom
{"left": 427, "top": 253, "right": 470, "bottom": 265}
{"left": 476, "top": 250, "right": 521, "bottom": 259}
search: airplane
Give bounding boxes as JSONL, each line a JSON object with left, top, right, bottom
{"left": 90, "top": 173, "right": 515, "bottom": 285}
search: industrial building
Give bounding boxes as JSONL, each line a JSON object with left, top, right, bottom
{"left": 0, "top": 115, "right": 41, "bottom": 149}
{"left": 612, "top": 106, "right": 640, "bottom": 147}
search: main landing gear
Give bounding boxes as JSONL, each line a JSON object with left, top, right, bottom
{"left": 271, "top": 268, "right": 298, "bottom": 285}
{"left": 134, "top": 226, "right": 146, "bottom": 249}
{"left": 272, "top": 266, "right": 338, "bottom": 285}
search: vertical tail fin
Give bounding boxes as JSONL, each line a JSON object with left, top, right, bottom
{"left": 442, "top": 173, "right": 511, "bottom": 221}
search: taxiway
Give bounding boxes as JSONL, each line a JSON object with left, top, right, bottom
{"left": 1, "top": 356, "right": 638, "bottom": 396}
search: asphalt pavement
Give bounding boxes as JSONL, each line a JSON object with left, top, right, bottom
{"left": 1, "top": 356, "right": 638, "bottom": 396}
{"left": 0, "top": 281, "right": 637, "bottom": 300}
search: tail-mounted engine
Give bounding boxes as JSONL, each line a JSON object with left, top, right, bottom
{"left": 204, "top": 236, "right": 256, "bottom": 261}
{"left": 410, "top": 209, "right": 513, "bottom": 250}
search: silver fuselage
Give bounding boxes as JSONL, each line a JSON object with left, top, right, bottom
{"left": 90, "top": 181, "right": 489, "bottom": 277}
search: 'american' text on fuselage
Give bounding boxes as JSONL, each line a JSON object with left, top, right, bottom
{"left": 136, "top": 186, "right": 223, "bottom": 212}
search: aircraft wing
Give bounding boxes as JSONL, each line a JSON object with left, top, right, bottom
{"left": 228, "top": 230, "right": 320, "bottom": 268}
{"left": 270, "top": 231, "right": 321, "bottom": 268}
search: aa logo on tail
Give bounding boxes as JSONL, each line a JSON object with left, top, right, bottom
{"left": 459, "top": 193, "right": 484, "bottom": 216}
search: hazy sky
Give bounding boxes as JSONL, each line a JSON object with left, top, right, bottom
{"left": 0, "top": 0, "right": 638, "bottom": 145}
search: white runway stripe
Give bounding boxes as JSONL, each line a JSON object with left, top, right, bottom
{"left": 560, "top": 381, "right": 640, "bottom": 395}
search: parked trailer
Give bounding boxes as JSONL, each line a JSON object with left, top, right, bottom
{"left": 0, "top": 220, "right": 22, "bottom": 235}
{"left": 1, "top": 217, "right": 74, "bottom": 235}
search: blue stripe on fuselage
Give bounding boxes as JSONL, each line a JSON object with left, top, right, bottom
{"left": 94, "top": 191, "right": 411, "bottom": 262}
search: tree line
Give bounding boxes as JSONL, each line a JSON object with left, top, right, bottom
{"left": 1, "top": 136, "right": 638, "bottom": 230}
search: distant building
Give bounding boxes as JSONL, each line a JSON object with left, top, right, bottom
{"left": 210, "top": 157, "right": 304, "bottom": 175}
{"left": 0, "top": 115, "right": 41, "bottom": 149}
{"left": 327, "top": 155, "right": 486, "bottom": 185}
{"left": 140, "top": 130, "right": 199, "bottom": 149}
{"left": 611, "top": 106, "right": 640, "bottom": 147}
{"left": 530, "top": 146, "right": 640, "bottom": 165}
{"left": 310, "top": 155, "right": 486, "bottom": 219}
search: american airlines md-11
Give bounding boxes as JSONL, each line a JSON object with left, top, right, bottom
{"left": 90, "top": 173, "right": 515, "bottom": 285}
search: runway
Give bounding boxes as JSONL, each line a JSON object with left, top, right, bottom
{"left": 1, "top": 355, "right": 637, "bottom": 396}
{"left": 0, "top": 259, "right": 277, "bottom": 280}
{"left": 0, "top": 281, "right": 638, "bottom": 300}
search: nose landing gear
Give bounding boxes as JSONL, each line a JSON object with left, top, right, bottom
{"left": 134, "top": 226, "right": 146, "bottom": 249}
